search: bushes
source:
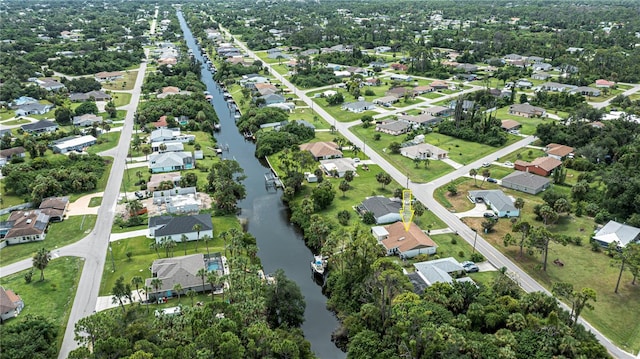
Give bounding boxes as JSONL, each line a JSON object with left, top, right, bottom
{"left": 470, "top": 253, "right": 485, "bottom": 263}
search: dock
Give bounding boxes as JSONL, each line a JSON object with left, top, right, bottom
{"left": 264, "top": 171, "right": 283, "bottom": 190}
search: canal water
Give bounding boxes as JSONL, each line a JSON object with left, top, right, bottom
{"left": 177, "top": 12, "right": 345, "bottom": 359}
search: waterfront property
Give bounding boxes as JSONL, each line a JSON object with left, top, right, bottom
{"left": 147, "top": 172, "right": 182, "bottom": 192}
{"left": 152, "top": 187, "right": 201, "bottom": 214}
{"left": 148, "top": 213, "right": 213, "bottom": 243}
{"left": 148, "top": 151, "right": 195, "bottom": 173}
{"left": 319, "top": 158, "right": 357, "bottom": 178}
{"left": 357, "top": 196, "right": 402, "bottom": 224}
{"left": 380, "top": 222, "right": 438, "bottom": 258}
{"left": 299, "top": 141, "right": 342, "bottom": 161}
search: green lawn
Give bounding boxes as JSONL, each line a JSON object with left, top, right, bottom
{"left": 494, "top": 107, "right": 559, "bottom": 135}
{"left": 0, "top": 109, "right": 15, "bottom": 121}
{"left": 433, "top": 177, "right": 477, "bottom": 211}
{"left": 0, "top": 257, "right": 83, "bottom": 354}
{"left": 499, "top": 147, "right": 546, "bottom": 164}
{"left": 88, "top": 197, "right": 103, "bottom": 207}
{"left": 111, "top": 92, "right": 132, "bottom": 107}
{"left": 0, "top": 215, "right": 97, "bottom": 265}
{"left": 100, "top": 215, "right": 241, "bottom": 296}
{"left": 434, "top": 178, "right": 640, "bottom": 352}
{"left": 1, "top": 118, "right": 32, "bottom": 126}
{"left": 87, "top": 132, "right": 121, "bottom": 154}
{"left": 101, "top": 71, "right": 138, "bottom": 91}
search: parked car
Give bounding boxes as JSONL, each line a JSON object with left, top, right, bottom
{"left": 135, "top": 191, "right": 145, "bottom": 199}
{"left": 461, "top": 261, "right": 479, "bottom": 273}
{"left": 483, "top": 212, "right": 496, "bottom": 218}
{"left": 487, "top": 178, "right": 498, "bottom": 183}
{"left": 482, "top": 162, "right": 491, "bottom": 167}
{"left": 504, "top": 161, "right": 513, "bottom": 167}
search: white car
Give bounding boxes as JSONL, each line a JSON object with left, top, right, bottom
{"left": 504, "top": 161, "right": 513, "bottom": 167}
{"left": 482, "top": 162, "right": 491, "bottom": 167}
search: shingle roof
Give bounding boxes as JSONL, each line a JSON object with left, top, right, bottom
{"left": 593, "top": 221, "right": 640, "bottom": 247}
{"left": 0, "top": 287, "right": 19, "bottom": 314}
{"left": 146, "top": 254, "right": 206, "bottom": 292}
{"left": 5, "top": 210, "right": 49, "bottom": 238}
{"left": 546, "top": 143, "right": 574, "bottom": 157}
{"left": 468, "top": 190, "right": 517, "bottom": 212}
{"left": 299, "top": 141, "right": 342, "bottom": 158}
{"left": 361, "top": 196, "right": 402, "bottom": 218}
{"left": 413, "top": 257, "right": 464, "bottom": 285}
{"left": 501, "top": 171, "right": 551, "bottom": 189}
{"left": 21, "top": 120, "right": 57, "bottom": 131}
{"left": 377, "top": 120, "right": 411, "bottom": 132}
{"left": 154, "top": 214, "right": 213, "bottom": 237}
{"left": 382, "top": 222, "right": 437, "bottom": 254}
{"left": 0, "top": 147, "right": 25, "bottom": 158}
{"left": 501, "top": 119, "right": 520, "bottom": 130}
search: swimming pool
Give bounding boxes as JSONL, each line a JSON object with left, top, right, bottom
{"left": 207, "top": 262, "right": 219, "bottom": 271}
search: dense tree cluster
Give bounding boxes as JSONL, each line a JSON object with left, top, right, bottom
{"left": 136, "top": 95, "right": 218, "bottom": 133}
{"left": 0, "top": 316, "right": 58, "bottom": 359}
{"left": 206, "top": 160, "right": 247, "bottom": 214}
{"left": 1, "top": 153, "right": 107, "bottom": 204}
{"left": 62, "top": 77, "right": 103, "bottom": 94}
{"left": 141, "top": 61, "right": 206, "bottom": 94}
{"left": 438, "top": 100, "right": 507, "bottom": 147}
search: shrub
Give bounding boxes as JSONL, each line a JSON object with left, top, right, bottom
{"left": 470, "top": 253, "right": 485, "bottom": 262}
{"left": 573, "top": 237, "right": 583, "bottom": 246}
{"left": 590, "top": 240, "right": 601, "bottom": 252}
{"left": 414, "top": 254, "right": 430, "bottom": 262}
{"left": 451, "top": 237, "right": 458, "bottom": 245}
{"left": 458, "top": 251, "right": 465, "bottom": 258}
{"left": 24, "top": 270, "right": 33, "bottom": 284}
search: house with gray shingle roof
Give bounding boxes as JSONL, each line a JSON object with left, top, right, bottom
{"left": 413, "top": 257, "right": 467, "bottom": 286}
{"left": 20, "top": 119, "right": 58, "bottom": 134}
{"left": 149, "top": 151, "right": 194, "bottom": 173}
{"left": 148, "top": 214, "right": 213, "bottom": 243}
{"left": 468, "top": 190, "right": 519, "bottom": 217}
{"left": 357, "top": 196, "right": 402, "bottom": 224}
{"left": 342, "top": 101, "right": 375, "bottom": 113}
{"left": 375, "top": 120, "right": 411, "bottom": 136}
{"left": 15, "top": 103, "right": 54, "bottom": 117}
{"left": 500, "top": 171, "right": 551, "bottom": 195}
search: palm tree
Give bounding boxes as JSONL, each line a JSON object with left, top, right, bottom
{"left": 126, "top": 200, "right": 143, "bottom": 217}
{"left": 141, "top": 146, "right": 151, "bottom": 160}
{"left": 202, "top": 234, "right": 212, "bottom": 256}
{"left": 33, "top": 248, "right": 51, "bottom": 281}
{"left": 135, "top": 170, "right": 143, "bottom": 184}
{"left": 150, "top": 241, "right": 160, "bottom": 258}
{"left": 192, "top": 224, "right": 202, "bottom": 252}
{"left": 514, "top": 197, "right": 525, "bottom": 211}
{"left": 197, "top": 268, "right": 207, "bottom": 293}
{"left": 173, "top": 283, "right": 183, "bottom": 303}
{"left": 469, "top": 168, "right": 478, "bottom": 186}
{"left": 481, "top": 169, "right": 490, "bottom": 187}
{"left": 131, "top": 276, "right": 144, "bottom": 302}
{"left": 142, "top": 286, "right": 151, "bottom": 313}
{"left": 219, "top": 231, "right": 229, "bottom": 256}
{"left": 150, "top": 278, "right": 163, "bottom": 305}
{"left": 181, "top": 234, "right": 189, "bottom": 255}
{"left": 186, "top": 289, "right": 196, "bottom": 306}
{"left": 207, "top": 271, "right": 222, "bottom": 301}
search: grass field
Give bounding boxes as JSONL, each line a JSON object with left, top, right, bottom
{"left": 101, "top": 71, "right": 138, "bottom": 91}
{"left": 0, "top": 257, "right": 83, "bottom": 353}
{"left": 435, "top": 177, "right": 640, "bottom": 352}
{"left": 87, "top": 132, "right": 121, "bottom": 154}
{"left": 88, "top": 197, "right": 103, "bottom": 207}
{"left": 99, "top": 215, "right": 241, "bottom": 296}
{"left": 0, "top": 215, "right": 97, "bottom": 265}
{"left": 111, "top": 92, "right": 132, "bottom": 107}
{"left": 1, "top": 118, "right": 32, "bottom": 126}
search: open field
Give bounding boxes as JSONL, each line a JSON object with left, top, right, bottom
{"left": 0, "top": 257, "right": 83, "bottom": 353}
{"left": 101, "top": 71, "right": 138, "bottom": 91}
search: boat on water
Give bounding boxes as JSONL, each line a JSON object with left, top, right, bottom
{"left": 311, "top": 255, "right": 327, "bottom": 276}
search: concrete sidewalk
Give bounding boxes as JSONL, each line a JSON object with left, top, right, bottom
{"left": 110, "top": 229, "right": 149, "bottom": 242}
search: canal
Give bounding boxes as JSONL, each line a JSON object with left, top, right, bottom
{"left": 177, "top": 11, "right": 345, "bottom": 359}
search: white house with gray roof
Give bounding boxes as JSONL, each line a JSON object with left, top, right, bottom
{"left": 149, "top": 151, "right": 194, "bottom": 173}
{"left": 148, "top": 214, "right": 213, "bottom": 243}
{"left": 592, "top": 221, "right": 640, "bottom": 249}
{"left": 468, "top": 190, "right": 519, "bottom": 218}
{"left": 357, "top": 196, "right": 402, "bottom": 224}
{"left": 501, "top": 171, "right": 551, "bottom": 195}
{"left": 413, "top": 257, "right": 467, "bottom": 286}
{"left": 342, "top": 101, "right": 375, "bottom": 113}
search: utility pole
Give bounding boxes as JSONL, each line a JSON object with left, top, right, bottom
{"left": 472, "top": 229, "right": 478, "bottom": 253}
{"left": 109, "top": 246, "right": 116, "bottom": 272}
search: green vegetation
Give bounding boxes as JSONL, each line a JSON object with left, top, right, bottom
{"left": 0, "top": 257, "right": 83, "bottom": 353}
{"left": 86, "top": 131, "right": 121, "bottom": 154}
{"left": 88, "top": 197, "right": 103, "bottom": 207}
{"left": 0, "top": 215, "right": 97, "bottom": 265}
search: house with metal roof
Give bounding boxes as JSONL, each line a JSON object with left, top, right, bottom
{"left": 468, "top": 190, "right": 520, "bottom": 217}
{"left": 592, "top": 221, "right": 640, "bottom": 249}
{"left": 52, "top": 135, "right": 97, "bottom": 154}
{"left": 500, "top": 171, "right": 551, "bottom": 195}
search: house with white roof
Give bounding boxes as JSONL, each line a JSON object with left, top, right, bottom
{"left": 413, "top": 257, "right": 467, "bottom": 286}
{"left": 592, "top": 221, "right": 640, "bottom": 249}
{"left": 52, "top": 135, "right": 97, "bottom": 154}
{"left": 149, "top": 152, "right": 195, "bottom": 173}
{"left": 468, "top": 190, "right": 519, "bottom": 218}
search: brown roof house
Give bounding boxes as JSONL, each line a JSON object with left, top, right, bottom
{"left": 508, "top": 103, "right": 546, "bottom": 118}
{"left": 501, "top": 119, "right": 521, "bottom": 131}
{"left": 0, "top": 287, "right": 24, "bottom": 322}
{"left": 299, "top": 141, "right": 342, "bottom": 161}
{"left": 379, "top": 222, "right": 438, "bottom": 259}
{"left": 545, "top": 143, "right": 574, "bottom": 160}
{"left": 3, "top": 210, "right": 50, "bottom": 245}
{"left": 0, "top": 146, "right": 26, "bottom": 166}
{"left": 39, "top": 196, "right": 69, "bottom": 222}
{"left": 514, "top": 157, "right": 562, "bottom": 177}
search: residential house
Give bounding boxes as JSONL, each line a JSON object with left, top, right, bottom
{"left": 456, "top": 63, "right": 478, "bottom": 73}
{"left": 429, "top": 81, "right": 449, "bottom": 90}
{"left": 151, "top": 141, "right": 184, "bottom": 153}
{"left": 364, "top": 78, "right": 381, "bottom": 86}
{"left": 468, "top": 190, "right": 520, "bottom": 217}
{"left": 147, "top": 172, "right": 182, "bottom": 192}
{"left": 20, "top": 120, "right": 58, "bottom": 134}
{"left": 389, "top": 74, "right": 413, "bottom": 82}
{"left": 390, "top": 63, "right": 408, "bottom": 71}
{"left": 52, "top": 135, "right": 97, "bottom": 154}
{"left": 254, "top": 83, "right": 279, "bottom": 96}
{"left": 545, "top": 143, "right": 574, "bottom": 160}
{"left": 37, "top": 79, "right": 65, "bottom": 91}
{"left": 376, "top": 120, "right": 412, "bottom": 136}
{"left": 373, "top": 96, "right": 399, "bottom": 107}
{"left": 15, "top": 103, "right": 54, "bottom": 117}
{"left": 386, "top": 87, "right": 412, "bottom": 98}
{"left": 423, "top": 105, "right": 451, "bottom": 117}
{"left": 0, "top": 287, "right": 24, "bottom": 322}
{"left": 503, "top": 53, "right": 524, "bottom": 61}
{"left": 357, "top": 196, "right": 402, "bottom": 224}
{"left": 515, "top": 79, "right": 533, "bottom": 88}
{"left": 374, "top": 46, "right": 392, "bottom": 53}
{"left": 532, "top": 72, "right": 551, "bottom": 81}
{"left": 570, "top": 86, "right": 601, "bottom": 97}
{"left": 595, "top": 79, "right": 616, "bottom": 88}
{"left": 0, "top": 147, "right": 25, "bottom": 166}
{"left": 149, "top": 151, "right": 195, "bottom": 173}
{"left": 149, "top": 129, "right": 195, "bottom": 144}
{"left": 153, "top": 187, "right": 200, "bottom": 214}
{"left": 500, "top": 119, "right": 521, "bottom": 132}
{"left": 527, "top": 56, "right": 544, "bottom": 64}
{"left": 398, "top": 114, "right": 440, "bottom": 128}
{"left": 400, "top": 143, "right": 448, "bottom": 160}
{"left": 69, "top": 90, "right": 111, "bottom": 102}
{"left": 369, "top": 61, "right": 388, "bottom": 68}
{"left": 38, "top": 196, "right": 69, "bottom": 222}
{"left": 95, "top": 71, "right": 124, "bottom": 82}
{"left": 380, "top": 222, "right": 438, "bottom": 258}
{"left": 412, "top": 86, "right": 434, "bottom": 95}
{"left": 514, "top": 157, "right": 563, "bottom": 177}
{"left": 3, "top": 210, "right": 50, "bottom": 245}
{"left": 299, "top": 141, "right": 342, "bottom": 161}
{"left": 157, "top": 87, "right": 192, "bottom": 99}
{"left": 538, "top": 82, "right": 576, "bottom": 92}
{"left": 508, "top": 103, "right": 546, "bottom": 118}
{"left": 413, "top": 257, "right": 467, "bottom": 286}
{"left": 148, "top": 213, "right": 213, "bottom": 243}
{"left": 592, "top": 221, "right": 640, "bottom": 249}
{"left": 319, "top": 158, "right": 357, "bottom": 178}
{"left": 152, "top": 116, "right": 169, "bottom": 129}
{"left": 145, "top": 253, "right": 218, "bottom": 300}
{"left": 240, "top": 74, "right": 270, "bottom": 89}
{"left": 533, "top": 63, "right": 553, "bottom": 72}
{"left": 259, "top": 93, "right": 285, "bottom": 106}
{"left": 72, "top": 113, "right": 103, "bottom": 127}
{"left": 342, "top": 101, "right": 375, "bottom": 113}
{"left": 11, "top": 96, "right": 38, "bottom": 106}
{"left": 566, "top": 47, "right": 584, "bottom": 54}
{"left": 501, "top": 171, "right": 551, "bottom": 194}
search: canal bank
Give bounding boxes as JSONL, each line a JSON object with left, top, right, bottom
{"left": 177, "top": 11, "right": 345, "bottom": 359}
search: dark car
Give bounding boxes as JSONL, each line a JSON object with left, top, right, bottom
{"left": 135, "top": 191, "right": 145, "bottom": 199}
{"left": 487, "top": 178, "right": 498, "bottom": 183}
{"left": 461, "top": 261, "right": 479, "bottom": 273}
{"left": 483, "top": 212, "right": 496, "bottom": 218}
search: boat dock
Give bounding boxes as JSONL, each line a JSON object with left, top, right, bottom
{"left": 264, "top": 171, "right": 283, "bottom": 190}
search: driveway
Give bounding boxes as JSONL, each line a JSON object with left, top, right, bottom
{"left": 454, "top": 202, "right": 490, "bottom": 218}
{"left": 66, "top": 192, "right": 105, "bottom": 216}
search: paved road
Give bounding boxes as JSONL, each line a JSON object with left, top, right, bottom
{"left": 226, "top": 28, "right": 635, "bottom": 359}
{"left": 588, "top": 83, "right": 640, "bottom": 109}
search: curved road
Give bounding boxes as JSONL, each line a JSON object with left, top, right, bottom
{"left": 224, "top": 28, "right": 635, "bottom": 359}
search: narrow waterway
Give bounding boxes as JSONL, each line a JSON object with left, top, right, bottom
{"left": 177, "top": 12, "right": 345, "bottom": 359}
